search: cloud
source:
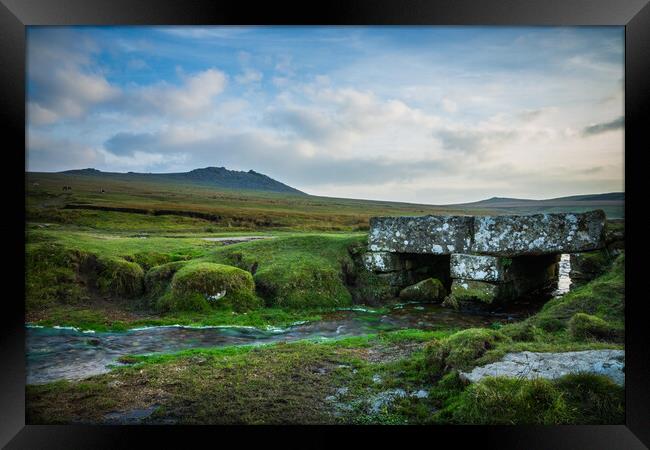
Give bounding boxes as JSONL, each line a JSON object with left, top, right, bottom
{"left": 235, "top": 69, "right": 263, "bottom": 84}
{"left": 104, "top": 132, "right": 157, "bottom": 156}
{"left": 26, "top": 27, "right": 625, "bottom": 203}
{"left": 582, "top": 116, "right": 624, "bottom": 136}
{"left": 27, "top": 30, "right": 120, "bottom": 124}
{"left": 27, "top": 133, "right": 104, "bottom": 172}
{"left": 132, "top": 68, "right": 227, "bottom": 118}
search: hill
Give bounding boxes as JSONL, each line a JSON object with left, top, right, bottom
{"left": 57, "top": 167, "right": 305, "bottom": 195}
{"left": 453, "top": 192, "right": 624, "bottom": 218}
{"left": 26, "top": 167, "right": 624, "bottom": 233}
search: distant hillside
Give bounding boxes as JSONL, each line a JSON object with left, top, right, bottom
{"left": 453, "top": 192, "right": 624, "bottom": 218}
{"left": 55, "top": 167, "right": 306, "bottom": 195}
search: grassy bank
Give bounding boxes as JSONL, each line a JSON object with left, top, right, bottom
{"left": 26, "top": 229, "right": 370, "bottom": 330}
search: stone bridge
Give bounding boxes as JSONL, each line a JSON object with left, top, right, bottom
{"left": 365, "top": 210, "right": 608, "bottom": 308}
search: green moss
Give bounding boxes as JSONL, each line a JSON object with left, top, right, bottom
{"left": 532, "top": 253, "right": 624, "bottom": 331}
{"left": 500, "top": 320, "right": 543, "bottom": 342}
{"left": 156, "top": 291, "right": 212, "bottom": 313}
{"left": 169, "top": 262, "right": 261, "bottom": 312}
{"left": 568, "top": 313, "right": 618, "bottom": 341}
{"left": 555, "top": 373, "right": 624, "bottom": 424}
{"left": 435, "top": 372, "right": 624, "bottom": 425}
{"left": 143, "top": 260, "right": 188, "bottom": 299}
{"left": 439, "top": 377, "right": 572, "bottom": 425}
{"left": 574, "top": 250, "right": 611, "bottom": 274}
{"left": 399, "top": 278, "right": 446, "bottom": 303}
{"left": 349, "top": 269, "right": 396, "bottom": 305}
{"left": 450, "top": 280, "right": 497, "bottom": 304}
{"left": 424, "top": 328, "right": 510, "bottom": 378}
{"left": 26, "top": 243, "right": 88, "bottom": 310}
{"left": 126, "top": 251, "right": 173, "bottom": 271}
{"left": 208, "top": 235, "right": 362, "bottom": 309}
{"left": 96, "top": 256, "right": 144, "bottom": 298}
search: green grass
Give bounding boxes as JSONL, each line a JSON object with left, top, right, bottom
{"left": 423, "top": 328, "right": 510, "bottom": 378}
{"left": 434, "top": 373, "right": 624, "bottom": 425}
{"left": 27, "top": 172, "right": 486, "bottom": 234}
{"left": 26, "top": 228, "right": 372, "bottom": 325}
{"left": 30, "top": 304, "right": 327, "bottom": 332}
{"left": 205, "top": 234, "right": 366, "bottom": 308}
{"left": 528, "top": 253, "right": 625, "bottom": 331}
{"left": 28, "top": 229, "right": 216, "bottom": 261}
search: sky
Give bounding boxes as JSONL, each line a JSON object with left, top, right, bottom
{"left": 26, "top": 26, "right": 624, "bottom": 204}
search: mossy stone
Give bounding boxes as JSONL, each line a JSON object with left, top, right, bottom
{"left": 170, "top": 262, "right": 261, "bottom": 311}
{"left": 399, "top": 278, "right": 446, "bottom": 302}
{"left": 450, "top": 279, "right": 498, "bottom": 304}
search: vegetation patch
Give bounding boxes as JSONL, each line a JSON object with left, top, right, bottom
{"left": 568, "top": 313, "right": 618, "bottom": 341}
{"left": 27, "top": 341, "right": 365, "bottom": 425}
{"left": 423, "top": 328, "right": 510, "bottom": 378}
{"left": 208, "top": 234, "right": 365, "bottom": 309}
{"left": 434, "top": 373, "right": 624, "bottom": 425}
{"left": 26, "top": 242, "right": 88, "bottom": 310}
{"left": 531, "top": 253, "right": 624, "bottom": 332}
{"left": 125, "top": 251, "right": 173, "bottom": 271}
{"left": 96, "top": 256, "right": 145, "bottom": 299}
{"left": 143, "top": 261, "right": 189, "bottom": 299}
{"left": 168, "top": 262, "right": 261, "bottom": 312}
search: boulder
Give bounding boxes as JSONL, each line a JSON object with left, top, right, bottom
{"left": 399, "top": 278, "right": 446, "bottom": 302}
{"left": 472, "top": 210, "right": 606, "bottom": 256}
{"left": 368, "top": 215, "right": 473, "bottom": 254}
{"left": 449, "top": 279, "right": 502, "bottom": 304}
{"left": 459, "top": 350, "right": 625, "bottom": 386}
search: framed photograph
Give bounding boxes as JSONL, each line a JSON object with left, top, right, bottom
{"left": 2, "top": 0, "right": 648, "bottom": 447}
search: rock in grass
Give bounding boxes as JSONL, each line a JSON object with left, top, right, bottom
{"left": 170, "top": 262, "right": 261, "bottom": 312}
{"left": 399, "top": 278, "right": 446, "bottom": 302}
{"left": 459, "top": 350, "right": 625, "bottom": 386}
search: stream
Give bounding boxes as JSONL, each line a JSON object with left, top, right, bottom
{"left": 26, "top": 255, "right": 572, "bottom": 385}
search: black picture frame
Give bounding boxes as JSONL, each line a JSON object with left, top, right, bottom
{"left": 1, "top": 0, "right": 648, "bottom": 447}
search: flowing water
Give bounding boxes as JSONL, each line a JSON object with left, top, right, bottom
{"left": 26, "top": 255, "right": 572, "bottom": 385}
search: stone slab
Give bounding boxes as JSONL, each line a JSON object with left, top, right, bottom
{"left": 368, "top": 215, "right": 473, "bottom": 254}
{"left": 472, "top": 210, "right": 606, "bottom": 256}
{"left": 450, "top": 254, "right": 505, "bottom": 282}
{"left": 460, "top": 350, "right": 624, "bottom": 386}
{"left": 362, "top": 251, "right": 412, "bottom": 273}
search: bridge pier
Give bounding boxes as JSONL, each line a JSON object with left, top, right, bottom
{"left": 448, "top": 253, "right": 559, "bottom": 307}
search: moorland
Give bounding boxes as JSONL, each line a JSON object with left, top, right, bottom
{"left": 25, "top": 168, "right": 625, "bottom": 425}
